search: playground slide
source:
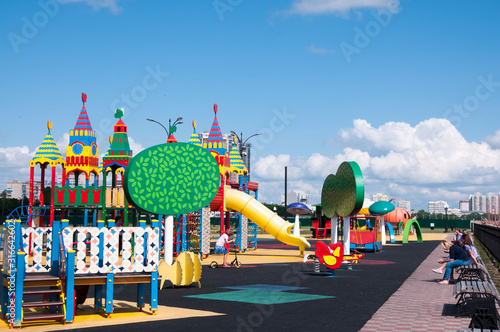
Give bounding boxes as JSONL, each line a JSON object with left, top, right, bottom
{"left": 224, "top": 187, "right": 310, "bottom": 253}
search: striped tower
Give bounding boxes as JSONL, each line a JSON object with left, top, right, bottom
{"left": 203, "top": 104, "right": 230, "bottom": 176}
{"left": 65, "top": 93, "right": 99, "bottom": 187}
{"left": 188, "top": 120, "right": 202, "bottom": 146}
{"left": 30, "top": 121, "right": 65, "bottom": 225}
{"left": 229, "top": 135, "right": 248, "bottom": 179}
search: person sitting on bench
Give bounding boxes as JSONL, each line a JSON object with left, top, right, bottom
{"left": 437, "top": 240, "right": 470, "bottom": 285}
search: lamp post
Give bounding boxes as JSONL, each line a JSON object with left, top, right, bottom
{"left": 146, "top": 117, "right": 182, "bottom": 265}
{"left": 147, "top": 117, "right": 183, "bottom": 142}
{"left": 230, "top": 131, "right": 261, "bottom": 178}
{"left": 444, "top": 204, "right": 449, "bottom": 233}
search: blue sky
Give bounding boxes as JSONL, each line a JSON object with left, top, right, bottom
{"left": 1, "top": 0, "right": 500, "bottom": 211}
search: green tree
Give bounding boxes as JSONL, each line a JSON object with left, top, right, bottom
{"left": 415, "top": 209, "right": 430, "bottom": 219}
{"left": 0, "top": 190, "right": 27, "bottom": 218}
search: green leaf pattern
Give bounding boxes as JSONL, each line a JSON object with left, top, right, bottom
{"left": 124, "top": 143, "right": 220, "bottom": 215}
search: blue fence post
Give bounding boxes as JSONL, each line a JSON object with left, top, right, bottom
{"left": 150, "top": 219, "right": 159, "bottom": 313}
{"left": 65, "top": 250, "right": 75, "bottom": 323}
{"left": 137, "top": 220, "right": 146, "bottom": 309}
{"left": 13, "top": 252, "right": 25, "bottom": 327}
{"left": 95, "top": 220, "right": 105, "bottom": 311}
{"left": 51, "top": 219, "right": 60, "bottom": 276}
{"left": 105, "top": 273, "right": 114, "bottom": 316}
{"left": 150, "top": 271, "right": 158, "bottom": 313}
{"left": 1, "top": 273, "right": 7, "bottom": 317}
{"left": 14, "top": 220, "right": 22, "bottom": 253}
{"left": 61, "top": 219, "right": 69, "bottom": 229}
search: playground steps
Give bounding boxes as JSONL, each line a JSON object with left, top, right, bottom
{"left": 20, "top": 275, "right": 66, "bottom": 325}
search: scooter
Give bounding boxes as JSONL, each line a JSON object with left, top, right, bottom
{"left": 210, "top": 244, "right": 242, "bottom": 268}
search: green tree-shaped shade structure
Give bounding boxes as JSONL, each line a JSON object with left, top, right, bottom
{"left": 124, "top": 143, "right": 220, "bottom": 215}
{"left": 321, "top": 161, "right": 364, "bottom": 218}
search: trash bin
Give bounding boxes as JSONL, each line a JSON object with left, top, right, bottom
{"left": 430, "top": 223, "right": 434, "bottom": 230}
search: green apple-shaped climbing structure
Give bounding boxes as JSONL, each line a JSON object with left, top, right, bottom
{"left": 124, "top": 142, "right": 221, "bottom": 215}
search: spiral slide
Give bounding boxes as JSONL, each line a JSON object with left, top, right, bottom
{"left": 224, "top": 187, "right": 310, "bottom": 254}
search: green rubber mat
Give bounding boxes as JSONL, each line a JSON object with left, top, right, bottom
{"left": 185, "top": 289, "right": 334, "bottom": 305}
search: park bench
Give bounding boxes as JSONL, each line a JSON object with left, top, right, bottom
{"left": 454, "top": 280, "right": 500, "bottom": 308}
{"left": 457, "top": 261, "right": 488, "bottom": 282}
{"left": 454, "top": 278, "right": 500, "bottom": 329}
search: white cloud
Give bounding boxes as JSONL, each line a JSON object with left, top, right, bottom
{"left": 56, "top": 133, "right": 69, "bottom": 153}
{"left": 0, "top": 146, "right": 33, "bottom": 189}
{"left": 485, "top": 129, "right": 500, "bottom": 149}
{"left": 58, "top": 0, "right": 125, "bottom": 14}
{"left": 252, "top": 118, "right": 500, "bottom": 210}
{"left": 287, "top": 0, "right": 400, "bottom": 16}
{"left": 128, "top": 137, "right": 145, "bottom": 156}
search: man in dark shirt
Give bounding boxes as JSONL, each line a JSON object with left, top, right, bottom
{"left": 437, "top": 242, "right": 470, "bottom": 284}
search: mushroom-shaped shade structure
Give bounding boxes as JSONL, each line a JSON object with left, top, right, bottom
{"left": 287, "top": 202, "right": 310, "bottom": 215}
{"left": 384, "top": 208, "right": 411, "bottom": 225}
{"left": 287, "top": 202, "right": 310, "bottom": 238}
{"left": 369, "top": 201, "right": 395, "bottom": 216}
{"left": 357, "top": 207, "right": 370, "bottom": 216}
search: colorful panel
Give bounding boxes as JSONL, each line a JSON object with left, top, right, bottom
{"left": 53, "top": 186, "right": 103, "bottom": 206}
{"left": 22, "top": 227, "right": 52, "bottom": 273}
{"left": 61, "top": 226, "right": 159, "bottom": 274}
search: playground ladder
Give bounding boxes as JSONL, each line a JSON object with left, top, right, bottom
{"left": 13, "top": 275, "right": 66, "bottom": 326}
{"left": 173, "top": 216, "right": 183, "bottom": 257}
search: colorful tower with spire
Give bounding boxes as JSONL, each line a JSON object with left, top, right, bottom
{"left": 102, "top": 109, "right": 132, "bottom": 170}
{"left": 188, "top": 120, "right": 202, "bottom": 146}
{"left": 203, "top": 104, "right": 230, "bottom": 176}
{"left": 29, "top": 121, "right": 65, "bottom": 225}
{"left": 65, "top": 93, "right": 99, "bottom": 186}
{"left": 229, "top": 135, "right": 248, "bottom": 176}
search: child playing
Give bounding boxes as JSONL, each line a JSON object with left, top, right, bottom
{"left": 214, "top": 229, "right": 235, "bottom": 267}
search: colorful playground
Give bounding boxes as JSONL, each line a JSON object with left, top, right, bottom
{"left": 0, "top": 94, "right": 480, "bottom": 331}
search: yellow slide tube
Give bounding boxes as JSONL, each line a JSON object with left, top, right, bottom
{"left": 224, "top": 187, "right": 310, "bottom": 255}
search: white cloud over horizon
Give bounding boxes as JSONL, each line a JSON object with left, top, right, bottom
{"left": 0, "top": 146, "right": 34, "bottom": 188}
{"left": 252, "top": 118, "right": 500, "bottom": 210}
{"left": 286, "top": 0, "right": 400, "bottom": 16}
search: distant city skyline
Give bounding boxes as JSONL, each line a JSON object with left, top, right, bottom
{"left": 1, "top": 1, "right": 500, "bottom": 211}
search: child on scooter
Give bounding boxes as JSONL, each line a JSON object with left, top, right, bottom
{"left": 214, "top": 229, "right": 235, "bottom": 267}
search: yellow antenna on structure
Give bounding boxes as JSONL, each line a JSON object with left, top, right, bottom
{"left": 192, "top": 120, "right": 197, "bottom": 130}
{"left": 47, "top": 121, "right": 53, "bottom": 131}
{"left": 109, "top": 136, "right": 112, "bottom": 144}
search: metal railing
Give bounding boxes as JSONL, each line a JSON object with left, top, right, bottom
{"left": 472, "top": 222, "right": 500, "bottom": 262}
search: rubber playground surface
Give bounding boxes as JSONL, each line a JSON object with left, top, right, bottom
{"left": 4, "top": 233, "right": 458, "bottom": 332}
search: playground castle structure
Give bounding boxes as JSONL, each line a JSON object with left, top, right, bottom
{"left": 2, "top": 94, "right": 310, "bottom": 327}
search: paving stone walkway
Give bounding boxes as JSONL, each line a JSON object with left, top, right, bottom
{"left": 360, "top": 241, "right": 473, "bottom": 332}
